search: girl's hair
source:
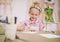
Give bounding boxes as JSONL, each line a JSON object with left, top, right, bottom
{"left": 29, "top": 2, "right": 42, "bottom": 14}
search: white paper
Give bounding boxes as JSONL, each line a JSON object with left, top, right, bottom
{"left": 39, "top": 34, "right": 60, "bottom": 38}
{"left": 21, "top": 32, "right": 37, "bottom": 34}
{"left": 30, "top": 26, "right": 39, "bottom": 31}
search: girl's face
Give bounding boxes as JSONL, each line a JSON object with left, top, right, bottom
{"left": 29, "top": 8, "right": 40, "bottom": 21}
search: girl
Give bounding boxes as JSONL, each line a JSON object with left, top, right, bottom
{"left": 17, "top": 2, "right": 44, "bottom": 32}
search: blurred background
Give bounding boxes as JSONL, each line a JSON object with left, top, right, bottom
{"left": 0, "top": 0, "right": 60, "bottom": 32}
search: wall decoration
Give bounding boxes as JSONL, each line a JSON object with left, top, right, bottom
{"left": 44, "top": 7, "right": 54, "bottom": 22}
{"left": 44, "top": 0, "right": 55, "bottom": 23}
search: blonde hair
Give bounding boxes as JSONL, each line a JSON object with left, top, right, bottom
{"left": 29, "top": 2, "right": 42, "bottom": 14}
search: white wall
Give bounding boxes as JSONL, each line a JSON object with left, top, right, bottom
{"left": 12, "top": 0, "right": 28, "bottom": 23}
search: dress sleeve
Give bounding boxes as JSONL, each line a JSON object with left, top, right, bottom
{"left": 20, "top": 21, "right": 28, "bottom": 26}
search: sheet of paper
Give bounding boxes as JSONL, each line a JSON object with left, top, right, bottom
{"left": 21, "top": 32, "right": 37, "bottom": 34}
{"left": 39, "top": 34, "right": 60, "bottom": 38}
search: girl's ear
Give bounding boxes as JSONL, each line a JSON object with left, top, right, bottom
{"left": 29, "top": 12, "right": 30, "bottom": 16}
{"left": 29, "top": 7, "right": 31, "bottom": 14}
{"left": 29, "top": 11, "right": 30, "bottom": 13}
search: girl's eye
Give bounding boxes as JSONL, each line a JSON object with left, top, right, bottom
{"left": 31, "top": 13, "right": 38, "bottom": 16}
{"left": 31, "top": 13, "right": 34, "bottom": 15}
{"left": 35, "top": 14, "right": 38, "bottom": 16}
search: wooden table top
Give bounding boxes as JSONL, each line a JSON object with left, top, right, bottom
{"left": 16, "top": 31, "right": 60, "bottom": 42}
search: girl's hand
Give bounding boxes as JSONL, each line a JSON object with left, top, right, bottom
{"left": 24, "top": 26, "right": 30, "bottom": 31}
